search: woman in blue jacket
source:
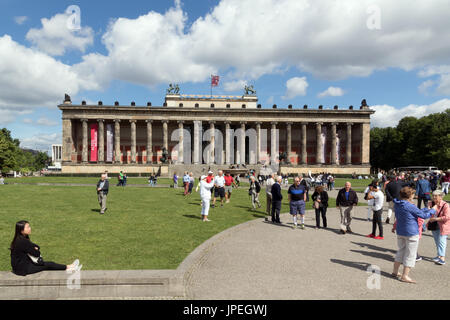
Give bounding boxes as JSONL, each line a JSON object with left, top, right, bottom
{"left": 391, "top": 187, "right": 436, "bottom": 283}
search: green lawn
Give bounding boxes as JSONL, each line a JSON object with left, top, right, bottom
{"left": 0, "top": 184, "right": 339, "bottom": 271}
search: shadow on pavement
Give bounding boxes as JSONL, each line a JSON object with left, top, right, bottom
{"left": 330, "top": 258, "right": 394, "bottom": 279}
{"left": 350, "top": 249, "right": 395, "bottom": 262}
{"left": 351, "top": 241, "right": 397, "bottom": 254}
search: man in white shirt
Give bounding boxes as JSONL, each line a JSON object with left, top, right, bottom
{"left": 265, "top": 173, "right": 276, "bottom": 221}
{"left": 200, "top": 175, "right": 215, "bottom": 221}
{"left": 212, "top": 170, "right": 226, "bottom": 208}
{"left": 364, "top": 184, "right": 374, "bottom": 222}
{"left": 366, "top": 183, "right": 385, "bottom": 239}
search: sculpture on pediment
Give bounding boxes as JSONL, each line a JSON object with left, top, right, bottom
{"left": 244, "top": 85, "right": 256, "bottom": 95}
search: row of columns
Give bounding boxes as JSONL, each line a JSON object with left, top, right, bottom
{"left": 76, "top": 119, "right": 358, "bottom": 165}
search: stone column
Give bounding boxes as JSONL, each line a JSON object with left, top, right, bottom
{"left": 114, "top": 120, "right": 121, "bottom": 164}
{"left": 178, "top": 121, "right": 184, "bottom": 164}
{"left": 146, "top": 120, "right": 153, "bottom": 164}
{"left": 301, "top": 122, "right": 307, "bottom": 164}
{"left": 255, "top": 122, "right": 261, "bottom": 164}
{"left": 98, "top": 119, "right": 105, "bottom": 163}
{"left": 331, "top": 122, "right": 337, "bottom": 165}
{"left": 240, "top": 121, "right": 246, "bottom": 164}
{"left": 316, "top": 122, "right": 323, "bottom": 164}
{"left": 346, "top": 122, "right": 353, "bottom": 165}
{"left": 271, "top": 122, "right": 277, "bottom": 165}
{"left": 81, "top": 119, "right": 88, "bottom": 163}
{"left": 193, "top": 121, "right": 200, "bottom": 164}
{"left": 62, "top": 119, "right": 73, "bottom": 162}
{"left": 286, "top": 122, "right": 292, "bottom": 164}
{"left": 130, "top": 120, "right": 137, "bottom": 163}
{"left": 225, "top": 121, "right": 231, "bottom": 165}
{"left": 162, "top": 120, "right": 169, "bottom": 152}
{"left": 209, "top": 121, "right": 215, "bottom": 164}
{"left": 361, "top": 122, "right": 370, "bottom": 165}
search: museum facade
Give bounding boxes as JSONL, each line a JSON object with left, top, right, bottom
{"left": 58, "top": 93, "right": 375, "bottom": 176}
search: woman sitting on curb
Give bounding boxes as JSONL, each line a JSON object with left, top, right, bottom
{"left": 10, "top": 221, "right": 80, "bottom": 276}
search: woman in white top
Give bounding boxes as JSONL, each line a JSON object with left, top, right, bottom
{"left": 200, "top": 175, "right": 215, "bottom": 221}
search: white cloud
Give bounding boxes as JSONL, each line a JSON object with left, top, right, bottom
{"left": 36, "top": 118, "right": 58, "bottom": 126}
{"left": 14, "top": 16, "right": 28, "bottom": 25}
{"left": 223, "top": 80, "right": 247, "bottom": 92}
{"left": 22, "top": 118, "right": 34, "bottom": 124}
{"left": 26, "top": 13, "right": 94, "bottom": 56}
{"left": 318, "top": 86, "right": 345, "bottom": 98}
{"left": 0, "top": 35, "right": 87, "bottom": 109}
{"left": 20, "top": 132, "right": 61, "bottom": 153}
{"left": 282, "top": 77, "right": 308, "bottom": 99}
{"left": 371, "top": 99, "right": 450, "bottom": 128}
{"left": 418, "top": 65, "right": 450, "bottom": 95}
{"left": 0, "top": 108, "right": 33, "bottom": 125}
{"left": 418, "top": 79, "right": 435, "bottom": 95}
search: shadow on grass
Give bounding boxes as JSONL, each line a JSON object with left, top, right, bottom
{"left": 330, "top": 258, "right": 394, "bottom": 279}
{"left": 91, "top": 209, "right": 101, "bottom": 213}
{"left": 183, "top": 214, "right": 202, "bottom": 220}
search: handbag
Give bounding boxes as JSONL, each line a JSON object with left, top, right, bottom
{"left": 314, "top": 201, "right": 320, "bottom": 209}
{"left": 427, "top": 205, "right": 445, "bottom": 231}
{"left": 28, "top": 254, "right": 44, "bottom": 266}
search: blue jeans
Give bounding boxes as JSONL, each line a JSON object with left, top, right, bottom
{"left": 432, "top": 229, "right": 448, "bottom": 258}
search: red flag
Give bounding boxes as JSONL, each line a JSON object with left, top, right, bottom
{"left": 211, "top": 75, "right": 219, "bottom": 87}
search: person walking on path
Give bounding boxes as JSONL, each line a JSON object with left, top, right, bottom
{"left": 265, "top": 173, "right": 276, "bottom": 221}
{"left": 10, "top": 221, "right": 80, "bottom": 276}
{"left": 364, "top": 183, "right": 374, "bottom": 222}
{"left": 288, "top": 177, "right": 307, "bottom": 229}
{"left": 385, "top": 175, "right": 409, "bottom": 224}
{"left": 271, "top": 176, "right": 283, "bottom": 224}
{"left": 97, "top": 173, "right": 109, "bottom": 214}
{"left": 224, "top": 172, "right": 237, "bottom": 204}
{"left": 311, "top": 185, "right": 328, "bottom": 229}
{"left": 200, "top": 175, "right": 215, "bottom": 221}
{"left": 117, "top": 171, "right": 124, "bottom": 187}
{"left": 441, "top": 171, "right": 450, "bottom": 195}
{"left": 336, "top": 182, "right": 358, "bottom": 234}
{"left": 391, "top": 187, "right": 436, "bottom": 283}
{"left": 428, "top": 190, "right": 450, "bottom": 265}
{"left": 366, "top": 183, "right": 385, "bottom": 239}
{"left": 249, "top": 175, "right": 261, "bottom": 210}
{"left": 415, "top": 174, "right": 431, "bottom": 209}
{"left": 213, "top": 170, "right": 226, "bottom": 208}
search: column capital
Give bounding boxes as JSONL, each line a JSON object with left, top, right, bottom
{"left": 254, "top": 121, "right": 262, "bottom": 125}
{"left": 331, "top": 122, "right": 338, "bottom": 126}
{"left": 240, "top": 121, "right": 247, "bottom": 125}
{"left": 316, "top": 122, "right": 323, "bottom": 126}
{"left": 162, "top": 120, "right": 169, "bottom": 124}
{"left": 286, "top": 122, "right": 293, "bottom": 126}
{"left": 81, "top": 118, "right": 88, "bottom": 123}
{"left": 145, "top": 119, "right": 153, "bottom": 123}
{"left": 209, "top": 120, "right": 216, "bottom": 125}
{"left": 113, "top": 119, "right": 121, "bottom": 123}
{"left": 347, "top": 122, "right": 354, "bottom": 126}
{"left": 224, "top": 120, "right": 231, "bottom": 125}
{"left": 129, "top": 119, "right": 137, "bottom": 123}
{"left": 177, "top": 120, "right": 185, "bottom": 124}
{"left": 271, "top": 121, "right": 278, "bottom": 126}
{"left": 97, "top": 119, "right": 104, "bottom": 123}
{"left": 300, "top": 122, "right": 308, "bottom": 126}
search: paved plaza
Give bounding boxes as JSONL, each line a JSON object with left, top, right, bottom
{"left": 184, "top": 192, "right": 449, "bottom": 300}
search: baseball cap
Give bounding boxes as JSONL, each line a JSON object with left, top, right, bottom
{"left": 208, "top": 171, "right": 213, "bottom": 174}
{"left": 201, "top": 175, "right": 207, "bottom": 180}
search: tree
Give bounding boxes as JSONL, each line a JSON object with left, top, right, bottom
{"left": 0, "top": 128, "right": 21, "bottom": 172}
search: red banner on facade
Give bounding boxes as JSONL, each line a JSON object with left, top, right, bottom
{"left": 90, "top": 123, "right": 98, "bottom": 162}
{"left": 211, "top": 75, "right": 219, "bottom": 87}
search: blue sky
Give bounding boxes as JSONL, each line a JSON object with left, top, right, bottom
{"left": 0, "top": 0, "right": 449, "bottom": 153}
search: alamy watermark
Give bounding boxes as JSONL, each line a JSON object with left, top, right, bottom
{"left": 366, "top": 264, "right": 381, "bottom": 290}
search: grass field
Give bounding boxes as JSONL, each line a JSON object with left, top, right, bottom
{"left": 0, "top": 183, "right": 341, "bottom": 271}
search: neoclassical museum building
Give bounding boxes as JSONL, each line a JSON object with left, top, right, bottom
{"left": 58, "top": 91, "right": 375, "bottom": 176}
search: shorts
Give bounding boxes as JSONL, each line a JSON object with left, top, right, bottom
{"left": 290, "top": 200, "right": 305, "bottom": 215}
{"left": 214, "top": 187, "right": 225, "bottom": 198}
{"left": 225, "top": 185, "right": 233, "bottom": 194}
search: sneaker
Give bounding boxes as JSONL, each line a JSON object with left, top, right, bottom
{"left": 416, "top": 256, "right": 422, "bottom": 262}
{"left": 366, "top": 234, "right": 375, "bottom": 238}
{"left": 374, "top": 236, "right": 384, "bottom": 240}
{"left": 211, "top": 204, "right": 215, "bottom": 208}
{"left": 300, "top": 224, "right": 305, "bottom": 230}
{"left": 386, "top": 218, "right": 390, "bottom": 224}
{"left": 432, "top": 256, "right": 440, "bottom": 263}
{"left": 346, "top": 227, "right": 352, "bottom": 233}
{"left": 221, "top": 204, "right": 224, "bottom": 207}
{"left": 72, "top": 259, "right": 80, "bottom": 268}
{"left": 292, "top": 224, "right": 297, "bottom": 229}
{"left": 436, "top": 258, "right": 446, "bottom": 265}
{"left": 340, "top": 230, "right": 346, "bottom": 234}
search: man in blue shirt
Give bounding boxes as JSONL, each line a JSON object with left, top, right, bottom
{"left": 415, "top": 174, "right": 431, "bottom": 209}
{"left": 288, "top": 176, "right": 307, "bottom": 229}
